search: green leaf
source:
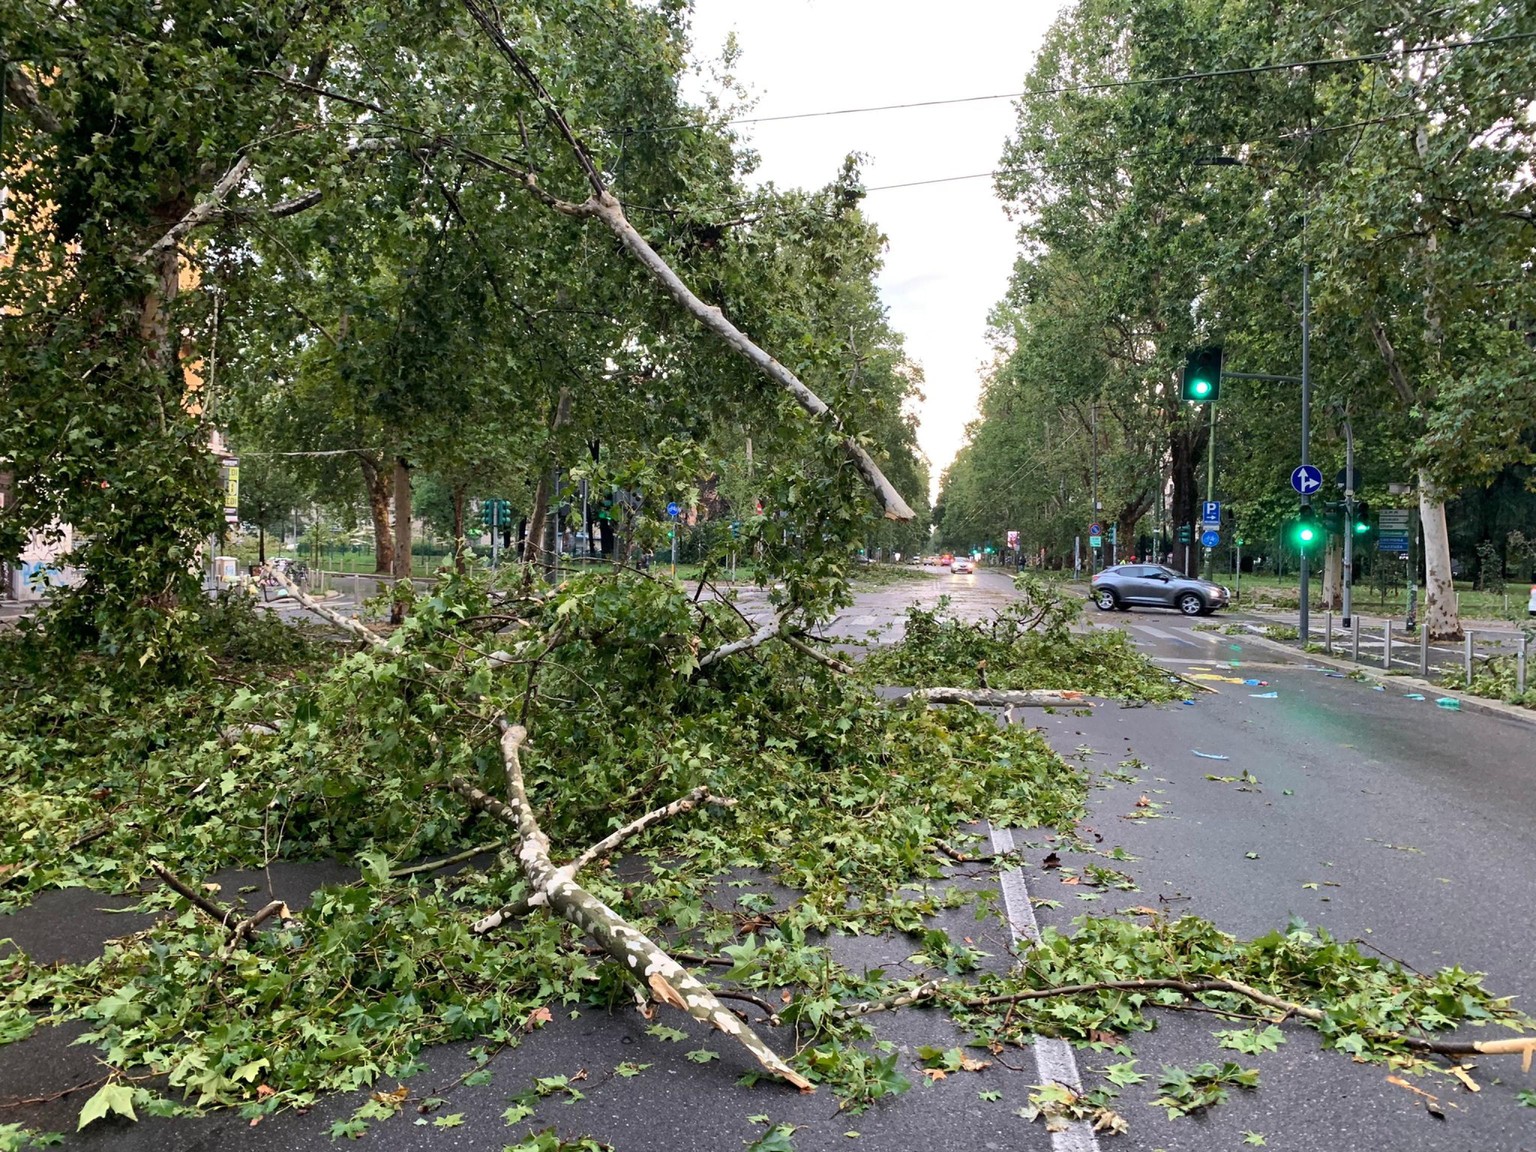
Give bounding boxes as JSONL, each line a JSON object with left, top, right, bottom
{"left": 747, "top": 1124, "right": 798, "bottom": 1152}
{"left": 684, "top": 1049, "right": 719, "bottom": 1064}
{"left": 1243, "top": 1134, "right": 1268, "bottom": 1146}
{"left": 76, "top": 1082, "right": 137, "bottom": 1130}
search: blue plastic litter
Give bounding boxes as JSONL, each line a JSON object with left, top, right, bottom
{"left": 1435, "top": 697, "right": 1461, "bottom": 711}
{"left": 1371, "top": 685, "right": 1385, "bottom": 692}
{"left": 1181, "top": 699, "right": 1197, "bottom": 706}
{"left": 1403, "top": 693, "right": 1425, "bottom": 701}
{"left": 1243, "top": 679, "right": 1262, "bottom": 686}
{"left": 1249, "top": 691, "right": 1278, "bottom": 699}
{"left": 1192, "top": 750, "right": 1230, "bottom": 760}
{"left": 1323, "top": 671, "right": 1346, "bottom": 678}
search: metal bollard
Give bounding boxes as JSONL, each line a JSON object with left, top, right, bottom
{"left": 1352, "top": 615, "right": 1361, "bottom": 662}
{"left": 1325, "top": 608, "right": 1333, "bottom": 655}
{"left": 1383, "top": 621, "right": 1392, "bottom": 670}
{"left": 1464, "top": 632, "right": 1474, "bottom": 687}
{"left": 1418, "top": 626, "right": 1430, "bottom": 678}
{"left": 1519, "top": 634, "right": 1528, "bottom": 696}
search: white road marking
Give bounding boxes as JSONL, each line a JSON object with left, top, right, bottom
{"left": 1133, "top": 624, "right": 1196, "bottom": 645}
{"left": 988, "top": 825, "right": 1101, "bottom": 1152}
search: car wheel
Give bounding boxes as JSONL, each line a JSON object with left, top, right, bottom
{"left": 1094, "top": 589, "right": 1118, "bottom": 611}
{"left": 1178, "top": 592, "right": 1205, "bottom": 616}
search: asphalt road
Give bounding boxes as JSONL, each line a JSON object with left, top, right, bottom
{"left": 4, "top": 568, "right": 1533, "bottom": 1150}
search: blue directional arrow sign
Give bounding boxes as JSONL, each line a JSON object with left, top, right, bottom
{"left": 666, "top": 501, "right": 680, "bottom": 518}
{"left": 1201, "top": 529, "right": 1221, "bottom": 548}
{"left": 1290, "top": 464, "right": 1323, "bottom": 495}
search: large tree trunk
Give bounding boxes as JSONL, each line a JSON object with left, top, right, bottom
{"left": 452, "top": 484, "right": 467, "bottom": 575}
{"left": 258, "top": 525, "right": 266, "bottom": 564}
{"left": 522, "top": 388, "right": 572, "bottom": 572}
{"left": 357, "top": 454, "right": 394, "bottom": 575}
{"left": 1320, "top": 535, "right": 1343, "bottom": 610}
{"left": 1169, "top": 422, "right": 1205, "bottom": 576}
{"left": 1419, "top": 471, "right": 1461, "bottom": 640}
{"left": 391, "top": 457, "right": 412, "bottom": 579}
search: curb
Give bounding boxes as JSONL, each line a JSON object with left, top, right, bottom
{"left": 1224, "top": 626, "right": 1536, "bottom": 729}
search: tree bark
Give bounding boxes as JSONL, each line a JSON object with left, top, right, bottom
{"left": 1419, "top": 471, "right": 1461, "bottom": 641}
{"left": 453, "top": 722, "right": 812, "bottom": 1091}
{"left": 1169, "top": 421, "right": 1205, "bottom": 575}
{"left": 392, "top": 457, "right": 413, "bottom": 579}
{"left": 522, "top": 389, "right": 571, "bottom": 570}
{"left": 1320, "top": 535, "right": 1342, "bottom": 611}
{"left": 452, "top": 484, "right": 468, "bottom": 575}
{"left": 357, "top": 454, "right": 394, "bottom": 575}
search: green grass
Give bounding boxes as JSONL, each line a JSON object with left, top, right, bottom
{"left": 1227, "top": 572, "right": 1534, "bottom": 623}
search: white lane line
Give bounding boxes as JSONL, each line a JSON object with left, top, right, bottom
{"left": 989, "top": 826, "right": 1101, "bottom": 1152}
{"left": 1134, "top": 625, "right": 1196, "bottom": 645}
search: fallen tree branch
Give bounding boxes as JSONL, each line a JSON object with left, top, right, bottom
{"left": 903, "top": 687, "right": 1090, "bottom": 708}
{"left": 270, "top": 568, "right": 389, "bottom": 648}
{"left": 452, "top": 722, "right": 812, "bottom": 1091}
{"left": 784, "top": 635, "right": 855, "bottom": 675}
{"left": 389, "top": 840, "right": 504, "bottom": 879}
{"left": 1159, "top": 666, "right": 1219, "bottom": 695}
{"left": 566, "top": 786, "right": 728, "bottom": 875}
{"left": 149, "top": 860, "right": 234, "bottom": 925}
{"left": 218, "top": 899, "right": 290, "bottom": 960}
{"left": 698, "top": 615, "right": 791, "bottom": 670}
{"left": 833, "top": 974, "right": 1536, "bottom": 1068}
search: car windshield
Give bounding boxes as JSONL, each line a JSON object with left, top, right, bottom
{"left": 1152, "top": 566, "right": 1184, "bottom": 579}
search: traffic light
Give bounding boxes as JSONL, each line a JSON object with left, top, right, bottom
{"left": 1177, "top": 524, "right": 1193, "bottom": 544}
{"left": 1352, "top": 501, "right": 1371, "bottom": 535}
{"left": 1181, "top": 346, "right": 1223, "bottom": 403}
{"left": 1291, "top": 506, "right": 1322, "bottom": 550}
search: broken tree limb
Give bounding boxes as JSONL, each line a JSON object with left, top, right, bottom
{"left": 1160, "top": 666, "right": 1219, "bottom": 695}
{"left": 389, "top": 840, "right": 505, "bottom": 879}
{"left": 451, "top": 722, "right": 811, "bottom": 1091}
{"left": 218, "top": 900, "right": 290, "bottom": 960}
{"left": 140, "top": 155, "right": 252, "bottom": 264}
{"left": 902, "top": 687, "right": 1089, "bottom": 708}
{"left": 457, "top": 1, "right": 914, "bottom": 523}
{"left": 831, "top": 974, "right": 1536, "bottom": 1068}
{"left": 785, "top": 636, "right": 856, "bottom": 676}
{"left": 698, "top": 614, "right": 791, "bottom": 670}
{"left": 149, "top": 860, "right": 234, "bottom": 925}
{"left": 566, "top": 787, "right": 728, "bottom": 876}
{"left": 270, "top": 568, "right": 389, "bottom": 648}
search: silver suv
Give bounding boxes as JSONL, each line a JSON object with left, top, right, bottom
{"left": 1091, "top": 564, "right": 1229, "bottom": 616}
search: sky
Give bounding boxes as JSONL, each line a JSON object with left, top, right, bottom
{"left": 683, "top": 0, "right": 1068, "bottom": 497}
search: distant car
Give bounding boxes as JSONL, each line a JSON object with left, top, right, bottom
{"left": 950, "top": 557, "right": 974, "bottom": 574}
{"left": 1091, "top": 564, "right": 1229, "bottom": 616}
{"left": 1528, "top": 584, "right": 1536, "bottom": 617}
{"left": 939, "top": 553, "right": 954, "bottom": 567}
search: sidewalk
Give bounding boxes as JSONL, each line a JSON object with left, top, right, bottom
{"left": 1219, "top": 607, "right": 1534, "bottom": 725}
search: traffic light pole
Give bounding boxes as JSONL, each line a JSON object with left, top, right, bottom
{"left": 1202, "top": 399, "right": 1216, "bottom": 581}
{"left": 1341, "top": 418, "right": 1355, "bottom": 630}
{"left": 1299, "top": 264, "right": 1312, "bottom": 642}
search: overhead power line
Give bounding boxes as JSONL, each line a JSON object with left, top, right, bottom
{"left": 631, "top": 28, "right": 1536, "bottom": 136}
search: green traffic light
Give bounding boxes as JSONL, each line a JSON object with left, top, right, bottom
{"left": 1191, "top": 378, "right": 1211, "bottom": 397}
